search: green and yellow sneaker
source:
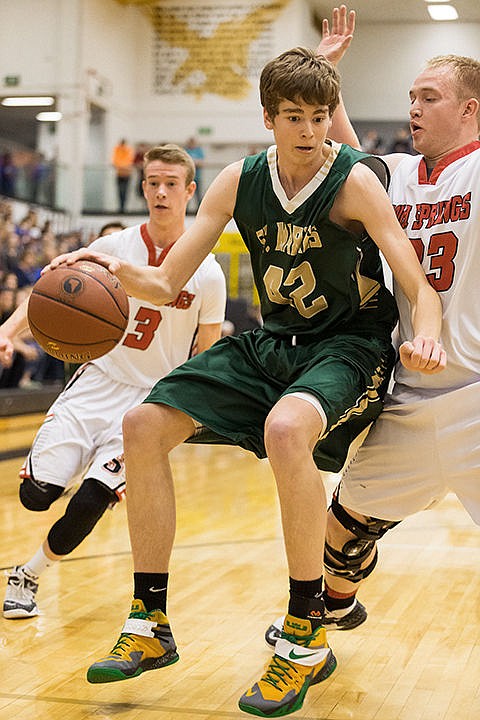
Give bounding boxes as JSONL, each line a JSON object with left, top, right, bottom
{"left": 86, "top": 599, "right": 179, "bottom": 683}
{"left": 239, "top": 614, "right": 336, "bottom": 717}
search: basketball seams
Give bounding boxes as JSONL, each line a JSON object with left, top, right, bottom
{"left": 29, "top": 289, "right": 127, "bottom": 332}
{"left": 67, "top": 265, "right": 129, "bottom": 321}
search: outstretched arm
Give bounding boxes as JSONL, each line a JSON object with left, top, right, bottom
{"left": 0, "top": 335, "right": 14, "bottom": 367}
{"left": 45, "top": 162, "right": 241, "bottom": 306}
{"left": 0, "top": 295, "right": 31, "bottom": 367}
{"left": 315, "top": 5, "right": 360, "bottom": 149}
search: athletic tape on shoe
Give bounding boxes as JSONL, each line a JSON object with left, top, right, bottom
{"left": 275, "top": 638, "right": 330, "bottom": 667}
{"left": 122, "top": 618, "right": 157, "bottom": 637}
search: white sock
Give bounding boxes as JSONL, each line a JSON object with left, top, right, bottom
{"left": 23, "top": 546, "right": 55, "bottom": 578}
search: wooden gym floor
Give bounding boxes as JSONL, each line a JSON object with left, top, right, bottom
{"left": 0, "top": 414, "right": 479, "bottom": 720}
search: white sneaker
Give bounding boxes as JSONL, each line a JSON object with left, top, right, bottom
{"left": 3, "top": 566, "right": 39, "bottom": 618}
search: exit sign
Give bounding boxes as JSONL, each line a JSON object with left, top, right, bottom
{"left": 4, "top": 75, "right": 20, "bottom": 87}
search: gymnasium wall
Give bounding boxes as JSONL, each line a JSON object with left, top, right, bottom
{"left": 339, "top": 20, "right": 480, "bottom": 122}
{"left": 1, "top": 0, "right": 478, "bottom": 147}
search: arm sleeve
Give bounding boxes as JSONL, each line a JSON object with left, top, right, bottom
{"left": 198, "top": 257, "right": 227, "bottom": 325}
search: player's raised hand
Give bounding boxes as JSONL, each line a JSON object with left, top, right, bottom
{"left": 399, "top": 337, "right": 447, "bottom": 374}
{"left": 315, "top": 4, "right": 355, "bottom": 66}
{"left": 0, "top": 334, "right": 14, "bottom": 368}
{"left": 43, "top": 248, "right": 123, "bottom": 276}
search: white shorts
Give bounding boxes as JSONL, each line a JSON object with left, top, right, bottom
{"left": 337, "top": 380, "right": 480, "bottom": 524}
{"left": 21, "top": 364, "right": 150, "bottom": 497}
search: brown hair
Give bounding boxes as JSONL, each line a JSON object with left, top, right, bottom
{"left": 143, "top": 144, "right": 196, "bottom": 185}
{"left": 260, "top": 47, "right": 340, "bottom": 119}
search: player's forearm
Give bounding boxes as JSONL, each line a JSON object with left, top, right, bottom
{"left": 196, "top": 323, "right": 223, "bottom": 353}
{"left": 330, "top": 94, "right": 361, "bottom": 148}
{"left": 409, "top": 284, "right": 443, "bottom": 341}
{"left": 115, "top": 263, "right": 178, "bottom": 306}
{"left": 0, "top": 296, "right": 30, "bottom": 339}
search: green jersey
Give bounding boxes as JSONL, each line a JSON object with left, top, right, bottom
{"left": 233, "top": 142, "right": 398, "bottom": 339}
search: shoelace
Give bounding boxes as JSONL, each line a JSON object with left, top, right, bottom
{"left": 281, "top": 630, "right": 315, "bottom": 647}
{"left": 261, "top": 628, "right": 320, "bottom": 690}
{"left": 109, "top": 610, "right": 151, "bottom": 656}
{"left": 5, "top": 571, "right": 37, "bottom": 602}
{"left": 262, "top": 655, "right": 302, "bottom": 691}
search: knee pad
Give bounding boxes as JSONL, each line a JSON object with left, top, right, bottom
{"left": 47, "top": 478, "right": 117, "bottom": 556}
{"left": 324, "top": 491, "right": 400, "bottom": 583}
{"left": 19, "top": 477, "right": 64, "bottom": 511}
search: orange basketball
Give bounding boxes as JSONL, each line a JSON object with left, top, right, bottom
{"left": 27, "top": 260, "right": 129, "bottom": 363}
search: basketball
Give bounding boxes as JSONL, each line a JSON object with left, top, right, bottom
{"left": 27, "top": 260, "right": 129, "bottom": 363}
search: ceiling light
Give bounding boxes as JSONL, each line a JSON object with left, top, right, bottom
{"left": 423, "top": 0, "right": 450, "bottom": 3}
{"left": 427, "top": 4, "right": 459, "bottom": 20}
{"left": 1, "top": 96, "right": 55, "bottom": 107}
{"left": 36, "top": 111, "right": 62, "bottom": 122}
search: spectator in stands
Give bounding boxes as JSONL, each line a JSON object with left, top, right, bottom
{"left": 111, "top": 139, "right": 135, "bottom": 213}
{"left": 98, "top": 221, "right": 126, "bottom": 237}
{"left": 40, "top": 226, "right": 60, "bottom": 265}
{"left": 13, "top": 248, "right": 42, "bottom": 288}
{"left": 0, "top": 153, "right": 17, "bottom": 197}
{"left": 30, "top": 154, "right": 50, "bottom": 204}
{"left": 388, "top": 125, "right": 415, "bottom": 154}
{"left": 1, "top": 231, "right": 22, "bottom": 272}
{"left": 361, "top": 128, "right": 385, "bottom": 155}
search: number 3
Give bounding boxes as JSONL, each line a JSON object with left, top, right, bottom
{"left": 122, "top": 306, "right": 162, "bottom": 350}
{"left": 410, "top": 230, "right": 458, "bottom": 292}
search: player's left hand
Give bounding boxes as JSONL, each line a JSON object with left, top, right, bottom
{"left": 42, "top": 248, "right": 122, "bottom": 276}
{"left": 315, "top": 5, "right": 356, "bottom": 66}
{"left": 0, "top": 334, "right": 14, "bottom": 368}
{"left": 399, "top": 337, "right": 447, "bottom": 374}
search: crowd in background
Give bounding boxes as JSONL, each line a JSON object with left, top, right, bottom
{"left": 111, "top": 137, "right": 205, "bottom": 215}
{"left": 360, "top": 125, "right": 414, "bottom": 156}
{"left": 0, "top": 200, "right": 81, "bottom": 389}
{"left": 0, "top": 150, "right": 56, "bottom": 207}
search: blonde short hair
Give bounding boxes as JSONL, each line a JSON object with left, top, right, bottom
{"left": 143, "top": 144, "right": 196, "bottom": 185}
{"left": 427, "top": 55, "right": 480, "bottom": 129}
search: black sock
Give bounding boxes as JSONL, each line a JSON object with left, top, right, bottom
{"left": 288, "top": 577, "right": 323, "bottom": 629}
{"left": 133, "top": 572, "right": 168, "bottom": 613}
{"left": 324, "top": 582, "right": 356, "bottom": 612}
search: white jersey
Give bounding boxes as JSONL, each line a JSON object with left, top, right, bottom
{"left": 21, "top": 223, "right": 226, "bottom": 494}
{"left": 337, "top": 142, "right": 480, "bottom": 523}
{"left": 91, "top": 223, "right": 226, "bottom": 388}
{"left": 391, "top": 141, "right": 480, "bottom": 397}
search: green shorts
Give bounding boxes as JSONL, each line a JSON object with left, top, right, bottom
{"left": 144, "top": 328, "right": 395, "bottom": 473}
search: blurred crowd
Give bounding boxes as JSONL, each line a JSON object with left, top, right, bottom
{"left": 0, "top": 150, "right": 55, "bottom": 206}
{"left": 0, "top": 200, "right": 82, "bottom": 389}
{"left": 360, "top": 125, "right": 414, "bottom": 156}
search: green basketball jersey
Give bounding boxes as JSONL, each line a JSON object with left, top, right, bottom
{"left": 233, "top": 142, "right": 398, "bottom": 339}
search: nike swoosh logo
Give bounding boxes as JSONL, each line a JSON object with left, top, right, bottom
{"left": 288, "top": 648, "right": 318, "bottom": 660}
{"left": 244, "top": 687, "right": 257, "bottom": 697}
{"left": 149, "top": 586, "right": 167, "bottom": 592}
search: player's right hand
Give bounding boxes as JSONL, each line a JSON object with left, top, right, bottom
{"left": 399, "top": 337, "right": 447, "bottom": 374}
{"left": 0, "top": 334, "right": 14, "bottom": 368}
{"left": 315, "top": 5, "right": 355, "bottom": 66}
{"left": 43, "top": 248, "right": 122, "bottom": 276}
